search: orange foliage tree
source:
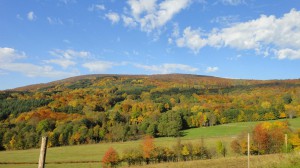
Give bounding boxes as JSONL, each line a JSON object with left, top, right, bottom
{"left": 102, "top": 147, "right": 120, "bottom": 168}
{"left": 142, "top": 135, "right": 155, "bottom": 164}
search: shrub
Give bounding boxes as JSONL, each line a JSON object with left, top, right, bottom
{"left": 122, "top": 148, "right": 143, "bottom": 166}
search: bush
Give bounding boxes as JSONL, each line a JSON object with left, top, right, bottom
{"left": 122, "top": 148, "right": 143, "bottom": 166}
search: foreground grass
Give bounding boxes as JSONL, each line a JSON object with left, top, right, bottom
{"left": 1, "top": 153, "right": 299, "bottom": 168}
{"left": 0, "top": 118, "right": 299, "bottom": 168}
{"left": 127, "top": 152, "right": 300, "bottom": 168}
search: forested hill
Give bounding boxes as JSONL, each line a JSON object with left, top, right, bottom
{"left": 0, "top": 74, "right": 300, "bottom": 150}
{"left": 7, "top": 74, "right": 300, "bottom": 92}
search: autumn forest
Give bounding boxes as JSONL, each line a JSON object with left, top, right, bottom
{"left": 0, "top": 74, "right": 300, "bottom": 151}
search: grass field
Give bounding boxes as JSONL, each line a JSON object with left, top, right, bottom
{"left": 127, "top": 152, "right": 300, "bottom": 168}
{"left": 0, "top": 118, "right": 299, "bottom": 168}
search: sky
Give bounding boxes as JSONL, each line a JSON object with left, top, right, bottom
{"left": 0, "top": 0, "right": 300, "bottom": 90}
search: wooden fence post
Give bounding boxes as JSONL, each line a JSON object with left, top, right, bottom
{"left": 38, "top": 136, "right": 48, "bottom": 168}
{"left": 248, "top": 133, "right": 250, "bottom": 168}
{"left": 285, "top": 134, "right": 288, "bottom": 153}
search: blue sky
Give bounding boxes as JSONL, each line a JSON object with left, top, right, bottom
{"left": 1, "top": 0, "right": 300, "bottom": 90}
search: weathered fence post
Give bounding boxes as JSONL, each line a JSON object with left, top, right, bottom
{"left": 248, "top": 133, "right": 250, "bottom": 168}
{"left": 38, "top": 136, "right": 48, "bottom": 168}
{"left": 285, "top": 134, "right": 288, "bottom": 153}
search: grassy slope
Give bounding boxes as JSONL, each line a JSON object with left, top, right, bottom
{"left": 0, "top": 118, "right": 299, "bottom": 168}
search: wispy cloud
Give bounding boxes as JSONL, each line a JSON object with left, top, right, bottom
{"left": 47, "top": 17, "right": 63, "bottom": 25}
{"left": 105, "top": 12, "right": 120, "bottom": 24}
{"left": 88, "top": 4, "right": 106, "bottom": 11}
{"left": 82, "top": 61, "right": 126, "bottom": 73}
{"left": 16, "top": 14, "right": 23, "bottom": 20}
{"left": 122, "top": 15, "right": 137, "bottom": 27}
{"left": 60, "top": 0, "right": 76, "bottom": 5}
{"left": 1, "top": 63, "right": 77, "bottom": 78}
{"left": 47, "top": 49, "right": 90, "bottom": 69}
{"left": 49, "top": 49, "right": 90, "bottom": 59}
{"left": 134, "top": 63, "right": 198, "bottom": 74}
{"left": 44, "top": 59, "right": 76, "bottom": 69}
{"left": 206, "top": 66, "right": 219, "bottom": 73}
{"left": 211, "top": 15, "right": 239, "bottom": 26}
{"left": 221, "top": 0, "right": 245, "bottom": 6}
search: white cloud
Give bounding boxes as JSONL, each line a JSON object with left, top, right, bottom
{"left": 176, "top": 27, "right": 207, "bottom": 53}
{"left": 0, "top": 47, "right": 77, "bottom": 78}
{"left": 82, "top": 61, "right": 125, "bottom": 73}
{"left": 0, "top": 47, "right": 26, "bottom": 63}
{"left": 134, "top": 63, "right": 198, "bottom": 74}
{"left": 173, "top": 9, "right": 300, "bottom": 60}
{"left": 206, "top": 66, "right": 219, "bottom": 73}
{"left": 47, "top": 17, "right": 63, "bottom": 25}
{"left": 119, "top": 0, "right": 191, "bottom": 32}
{"left": 27, "top": 11, "right": 36, "bottom": 21}
{"left": 276, "top": 49, "right": 300, "bottom": 60}
{"left": 221, "top": 0, "right": 244, "bottom": 6}
{"left": 105, "top": 12, "right": 120, "bottom": 24}
{"left": 127, "top": 0, "right": 157, "bottom": 19}
{"left": 88, "top": 4, "right": 106, "bottom": 11}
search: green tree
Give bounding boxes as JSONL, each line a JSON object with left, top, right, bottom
{"left": 36, "top": 119, "right": 55, "bottom": 135}
{"left": 157, "top": 111, "right": 182, "bottom": 137}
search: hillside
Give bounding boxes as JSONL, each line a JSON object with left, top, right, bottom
{"left": 0, "top": 74, "right": 300, "bottom": 150}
